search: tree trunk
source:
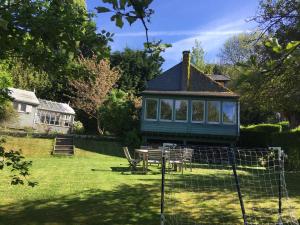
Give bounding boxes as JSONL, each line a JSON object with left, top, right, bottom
{"left": 96, "top": 117, "right": 104, "bottom": 135}
{"left": 283, "top": 111, "right": 300, "bottom": 129}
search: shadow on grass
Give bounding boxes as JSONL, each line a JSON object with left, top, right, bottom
{"left": 0, "top": 182, "right": 248, "bottom": 225}
{"left": 0, "top": 184, "right": 160, "bottom": 225}
{"left": 74, "top": 139, "right": 124, "bottom": 158}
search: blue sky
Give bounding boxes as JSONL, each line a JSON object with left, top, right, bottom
{"left": 86, "top": 0, "right": 260, "bottom": 70}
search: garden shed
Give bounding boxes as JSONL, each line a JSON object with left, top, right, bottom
{"left": 140, "top": 51, "right": 240, "bottom": 145}
{"left": 7, "top": 88, "right": 75, "bottom": 134}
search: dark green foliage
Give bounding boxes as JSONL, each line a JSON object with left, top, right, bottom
{"left": 239, "top": 125, "right": 300, "bottom": 169}
{"left": 0, "top": 0, "right": 112, "bottom": 101}
{"left": 123, "top": 129, "right": 141, "bottom": 149}
{"left": 277, "top": 121, "right": 290, "bottom": 132}
{"left": 238, "top": 130, "right": 271, "bottom": 147}
{"left": 99, "top": 89, "right": 141, "bottom": 137}
{"left": 0, "top": 137, "right": 37, "bottom": 186}
{"left": 272, "top": 131, "right": 300, "bottom": 170}
{"left": 110, "top": 48, "right": 164, "bottom": 93}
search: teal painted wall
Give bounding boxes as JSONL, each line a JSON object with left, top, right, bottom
{"left": 141, "top": 94, "right": 239, "bottom": 137}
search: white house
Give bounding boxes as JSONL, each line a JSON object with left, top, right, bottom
{"left": 7, "top": 88, "right": 75, "bottom": 134}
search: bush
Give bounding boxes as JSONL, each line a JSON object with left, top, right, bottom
{"left": 290, "top": 125, "right": 300, "bottom": 133}
{"left": 242, "top": 123, "right": 282, "bottom": 133}
{"left": 271, "top": 131, "right": 300, "bottom": 170}
{"left": 73, "top": 121, "right": 85, "bottom": 134}
{"left": 123, "top": 129, "right": 141, "bottom": 149}
{"left": 277, "top": 121, "right": 290, "bottom": 132}
{"left": 238, "top": 130, "right": 271, "bottom": 147}
{"left": 99, "top": 89, "right": 141, "bottom": 137}
{"left": 238, "top": 128, "right": 300, "bottom": 170}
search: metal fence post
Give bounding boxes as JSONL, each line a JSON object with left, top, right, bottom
{"left": 229, "top": 147, "right": 248, "bottom": 225}
{"left": 161, "top": 147, "right": 166, "bottom": 225}
{"left": 278, "top": 147, "right": 283, "bottom": 224}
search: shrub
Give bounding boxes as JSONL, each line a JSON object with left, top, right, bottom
{"left": 290, "top": 125, "right": 300, "bottom": 133}
{"left": 73, "top": 121, "right": 85, "bottom": 134}
{"left": 99, "top": 89, "right": 141, "bottom": 137}
{"left": 123, "top": 129, "right": 141, "bottom": 149}
{"left": 277, "top": 121, "right": 290, "bottom": 132}
{"left": 271, "top": 131, "right": 300, "bottom": 170}
{"left": 238, "top": 130, "right": 271, "bottom": 147}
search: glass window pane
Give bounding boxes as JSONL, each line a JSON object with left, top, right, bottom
{"left": 45, "top": 113, "right": 51, "bottom": 124}
{"left": 20, "top": 103, "right": 26, "bottom": 112}
{"left": 145, "top": 99, "right": 158, "bottom": 120}
{"left": 223, "top": 102, "right": 236, "bottom": 124}
{"left": 192, "top": 101, "right": 204, "bottom": 122}
{"left": 160, "top": 99, "right": 173, "bottom": 121}
{"left": 207, "top": 101, "right": 220, "bottom": 123}
{"left": 175, "top": 100, "right": 187, "bottom": 121}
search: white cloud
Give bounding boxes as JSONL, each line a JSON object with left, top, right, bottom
{"left": 161, "top": 19, "right": 255, "bottom": 69}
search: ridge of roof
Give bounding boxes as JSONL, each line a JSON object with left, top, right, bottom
{"left": 210, "top": 74, "right": 230, "bottom": 81}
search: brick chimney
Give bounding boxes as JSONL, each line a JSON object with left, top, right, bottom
{"left": 181, "top": 50, "right": 191, "bottom": 91}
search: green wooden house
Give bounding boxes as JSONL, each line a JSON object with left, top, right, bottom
{"left": 140, "top": 51, "right": 240, "bottom": 145}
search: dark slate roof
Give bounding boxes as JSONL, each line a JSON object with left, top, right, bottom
{"left": 146, "top": 63, "right": 182, "bottom": 91}
{"left": 38, "top": 99, "right": 75, "bottom": 115}
{"left": 210, "top": 74, "right": 231, "bottom": 81}
{"left": 144, "top": 62, "right": 237, "bottom": 97}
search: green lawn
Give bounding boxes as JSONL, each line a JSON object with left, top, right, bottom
{"left": 0, "top": 136, "right": 299, "bottom": 225}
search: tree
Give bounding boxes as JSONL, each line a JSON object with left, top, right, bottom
{"left": 252, "top": 0, "right": 299, "bottom": 43}
{"left": 0, "top": 138, "right": 37, "bottom": 187}
{"left": 0, "top": 62, "right": 13, "bottom": 120}
{"left": 218, "top": 33, "right": 261, "bottom": 65}
{"left": 99, "top": 89, "right": 141, "bottom": 136}
{"left": 69, "top": 56, "right": 120, "bottom": 134}
{"left": 6, "top": 58, "right": 50, "bottom": 96}
{"left": 0, "top": 0, "right": 112, "bottom": 101}
{"left": 96, "top": 0, "right": 154, "bottom": 48}
{"left": 191, "top": 40, "right": 206, "bottom": 71}
{"left": 233, "top": 38, "right": 300, "bottom": 127}
{"left": 110, "top": 48, "right": 164, "bottom": 93}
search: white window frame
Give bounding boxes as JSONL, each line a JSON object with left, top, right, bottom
{"left": 159, "top": 99, "right": 173, "bottom": 122}
{"left": 144, "top": 98, "right": 158, "bottom": 121}
{"left": 207, "top": 100, "right": 221, "bottom": 124}
{"left": 222, "top": 101, "right": 237, "bottom": 125}
{"left": 191, "top": 100, "right": 205, "bottom": 123}
{"left": 174, "top": 100, "right": 188, "bottom": 122}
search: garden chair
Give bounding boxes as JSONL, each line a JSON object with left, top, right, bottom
{"left": 123, "top": 147, "right": 141, "bottom": 170}
{"left": 167, "top": 149, "right": 184, "bottom": 174}
{"left": 183, "top": 148, "right": 194, "bottom": 171}
{"left": 147, "top": 149, "right": 162, "bottom": 166}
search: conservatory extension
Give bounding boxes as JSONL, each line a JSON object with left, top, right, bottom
{"left": 140, "top": 51, "right": 240, "bottom": 144}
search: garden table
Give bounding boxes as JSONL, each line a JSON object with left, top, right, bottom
{"left": 135, "top": 149, "right": 149, "bottom": 173}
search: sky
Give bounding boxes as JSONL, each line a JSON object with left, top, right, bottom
{"left": 86, "top": 0, "right": 260, "bottom": 70}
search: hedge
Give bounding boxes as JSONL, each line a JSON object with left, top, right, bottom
{"left": 242, "top": 123, "right": 282, "bottom": 133}
{"left": 238, "top": 130, "right": 300, "bottom": 169}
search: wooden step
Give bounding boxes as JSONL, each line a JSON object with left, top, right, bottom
{"left": 55, "top": 145, "right": 74, "bottom": 150}
{"left": 53, "top": 149, "right": 74, "bottom": 155}
{"left": 56, "top": 138, "right": 73, "bottom": 145}
{"left": 53, "top": 136, "right": 74, "bottom": 155}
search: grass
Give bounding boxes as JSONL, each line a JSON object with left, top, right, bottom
{"left": 0, "top": 136, "right": 299, "bottom": 225}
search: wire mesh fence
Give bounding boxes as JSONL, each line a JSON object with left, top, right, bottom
{"left": 161, "top": 146, "right": 299, "bottom": 225}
